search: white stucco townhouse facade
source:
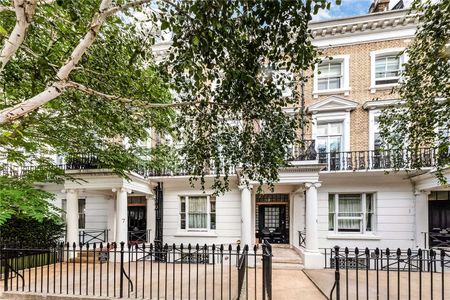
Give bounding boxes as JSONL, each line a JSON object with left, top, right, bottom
{"left": 14, "top": 2, "right": 449, "bottom": 269}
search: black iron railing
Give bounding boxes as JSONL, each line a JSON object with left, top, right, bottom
{"left": 316, "top": 148, "right": 436, "bottom": 171}
{"left": 127, "top": 230, "right": 151, "bottom": 244}
{"left": 79, "top": 229, "right": 109, "bottom": 246}
{"left": 298, "top": 231, "right": 306, "bottom": 248}
{"left": 1, "top": 242, "right": 273, "bottom": 300}
{"left": 287, "top": 140, "right": 317, "bottom": 161}
{"left": 325, "top": 246, "right": 450, "bottom": 300}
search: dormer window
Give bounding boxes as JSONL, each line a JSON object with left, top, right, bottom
{"left": 370, "top": 48, "right": 406, "bottom": 93}
{"left": 313, "top": 55, "right": 350, "bottom": 98}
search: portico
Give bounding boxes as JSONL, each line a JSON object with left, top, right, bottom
{"left": 61, "top": 170, "right": 154, "bottom": 245}
{"left": 240, "top": 164, "right": 324, "bottom": 268}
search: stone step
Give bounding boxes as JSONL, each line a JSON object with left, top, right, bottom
{"left": 272, "top": 262, "right": 304, "bottom": 270}
{"left": 272, "top": 256, "right": 303, "bottom": 264}
{"left": 69, "top": 257, "right": 103, "bottom": 264}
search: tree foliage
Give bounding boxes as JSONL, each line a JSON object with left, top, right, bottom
{"left": 379, "top": 0, "right": 449, "bottom": 182}
{"left": 160, "top": 0, "right": 331, "bottom": 191}
{"left": 0, "top": 0, "right": 335, "bottom": 224}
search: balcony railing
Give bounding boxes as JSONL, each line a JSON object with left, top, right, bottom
{"left": 317, "top": 148, "right": 435, "bottom": 171}
{"left": 1, "top": 147, "right": 439, "bottom": 179}
{"left": 287, "top": 140, "right": 317, "bottom": 161}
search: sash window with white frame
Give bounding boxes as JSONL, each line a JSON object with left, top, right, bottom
{"left": 375, "top": 54, "right": 402, "bottom": 85}
{"left": 317, "top": 62, "right": 343, "bottom": 91}
{"left": 180, "top": 195, "right": 216, "bottom": 231}
{"left": 328, "top": 193, "right": 375, "bottom": 233}
{"left": 370, "top": 49, "right": 406, "bottom": 91}
{"left": 317, "top": 123, "right": 343, "bottom": 154}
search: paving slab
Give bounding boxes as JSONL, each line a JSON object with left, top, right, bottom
{"left": 304, "top": 268, "right": 450, "bottom": 299}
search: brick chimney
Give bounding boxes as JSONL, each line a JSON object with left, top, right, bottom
{"left": 368, "top": 0, "right": 390, "bottom": 13}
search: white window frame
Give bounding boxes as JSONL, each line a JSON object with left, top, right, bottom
{"left": 370, "top": 48, "right": 407, "bottom": 93}
{"left": 328, "top": 193, "right": 376, "bottom": 234}
{"left": 313, "top": 55, "right": 350, "bottom": 98}
{"left": 179, "top": 195, "right": 216, "bottom": 232}
{"left": 368, "top": 109, "right": 382, "bottom": 151}
{"left": 312, "top": 112, "right": 351, "bottom": 152}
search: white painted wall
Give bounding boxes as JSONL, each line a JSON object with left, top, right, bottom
{"left": 317, "top": 172, "right": 416, "bottom": 250}
{"left": 162, "top": 179, "right": 242, "bottom": 246}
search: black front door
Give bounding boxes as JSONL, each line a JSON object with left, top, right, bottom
{"left": 128, "top": 206, "right": 147, "bottom": 242}
{"left": 429, "top": 198, "right": 450, "bottom": 247}
{"left": 258, "top": 205, "right": 288, "bottom": 244}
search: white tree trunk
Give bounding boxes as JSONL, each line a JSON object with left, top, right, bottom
{"left": 0, "top": 0, "right": 153, "bottom": 124}
{"left": 0, "top": 0, "right": 37, "bottom": 73}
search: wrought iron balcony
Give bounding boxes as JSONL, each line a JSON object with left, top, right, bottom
{"left": 288, "top": 144, "right": 437, "bottom": 171}
{"left": 286, "top": 140, "right": 317, "bottom": 161}
{"left": 318, "top": 148, "right": 435, "bottom": 171}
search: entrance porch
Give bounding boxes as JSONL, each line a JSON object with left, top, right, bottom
{"left": 60, "top": 171, "right": 156, "bottom": 246}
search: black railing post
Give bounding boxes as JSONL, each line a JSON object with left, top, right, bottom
{"left": 3, "top": 257, "right": 9, "bottom": 292}
{"left": 119, "top": 242, "right": 125, "bottom": 298}
{"left": 262, "top": 241, "right": 272, "bottom": 300}
{"left": 334, "top": 246, "right": 341, "bottom": 300}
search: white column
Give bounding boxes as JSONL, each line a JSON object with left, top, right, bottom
{"left": 303, "top": 182, "right": 323, "bottom": 269}
{"left": 114, "top": 188, "right": 129, "bottom": 244}
{"left": 65, "top": 189, "right": 79, "bottom": 245}
{"left": 239, "top": 185, "right": 253, "bottom": 247}
{"left": 292, "top": 188, "right": 305, "bottom": 249}
{"left": 107, "top": 197, "right": 116, "bottom": 242}
{"left": 146, "top": 194, "right": 156, "bottom": 243}
{"left": 415, "top": 190, "right": 430, "bottom": 248}
{"left": 305, "top": 182, "right": 320, "bottom": 252}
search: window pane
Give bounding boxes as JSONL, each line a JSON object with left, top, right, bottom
{"left": 365, "top": 194, "right": 374, "bottom": 231}
{"left": 328, "top": 123, "right": 342, "bottom": 135}
{"left": 180, "top": 197, "right": 186, "bottom": 229}
{"left": 338, "top": 194, "right": 361, "bottom": 216}
{"left": 317, "top": 124, "right": 328, "bottom": 136}
{"left": 328, "top": 194, "right": 335, "bottom": 231}
{"left": 318, "top": 64, "right": 329, "bottom": 75}
{"left": 317, "top": 78, "right": 328, "bottom": 90}
{"left": 78, "top": 199, "right": 86, "bottom": 229}
{"left": 329, "top": 136, "right": 342, "bottom": 153}
{"left": 338, "top": 219, "right": 361, "bottom": 232}
{"left": 210, "top": 196, "right": 216, "bottom": 230}
{"left": 337, "top": 194, "right": 362, "bottom": 232}
{"left": 317, "top": 137, "right": 327, "bottom": 153}
{"left": 328, "top": 63, "right": 342, "bottom": 76}
{"left": 188, "top": 196, "right": 207, "bottom": 229}
{"left": 328, "top": 77, "right": 341, "bottom": 89}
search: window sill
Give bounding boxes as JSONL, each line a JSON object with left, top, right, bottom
{"left": 327, "top": 233, "right": 380, "bottom": 240}
{"left": 174, "top": 231, "right": 218, "bottom": 237}
{"left": 370, "top": 84, "right": 399, "bottom": 93}
{"left": 312, "top": 88, "right": 351, "bottom": 98}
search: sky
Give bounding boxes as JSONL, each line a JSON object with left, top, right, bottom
{"left": 312, "top": 0, "right": 413, "bottom": 21}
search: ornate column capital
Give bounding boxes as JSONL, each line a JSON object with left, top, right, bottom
{"left": 305, "top": 182, "right": 322, "bottom": 189}
{"left": 61, "top": 189, "right": 78, "bottom": 194}
{"left": 238, "top": 184, "right": 253, "bottom": 191}
{"left": 112, "top": 187, "right": 131, "bottom": 194}
{"left": 414, "top": 189, "right": 431, "bottom": 196}
{"left": 145, "top": 194, "right": 155, "bottom": 201}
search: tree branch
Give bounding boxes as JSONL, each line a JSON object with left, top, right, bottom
{"left": 65, "top": 81, "right": 198, "bottom": 108}
{"left": 0, "top": 6, "right": 14, "bottom": 13}
{"left": 0, "top": 0, "right": 37, "bottom": 73}
{"left": 0, "top": 0, "right": 155, "bottom": 124}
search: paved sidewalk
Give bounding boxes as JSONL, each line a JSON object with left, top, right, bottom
{"left": 305, "top": 269, "right": 450, "bottom": 300}
{"left": 272, "top": 269, "right": 326, "bottom": 299}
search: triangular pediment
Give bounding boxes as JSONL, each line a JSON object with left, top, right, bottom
{"left": 307, "top": 96, "right": 358, "bottom": 113}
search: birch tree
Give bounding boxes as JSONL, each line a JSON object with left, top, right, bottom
{"left": 0, "top": 0, "right": 333, "bottom": 223}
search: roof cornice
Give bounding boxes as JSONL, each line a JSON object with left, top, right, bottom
{"left": 310, "top": 9, "right": 419, "bottom": 41}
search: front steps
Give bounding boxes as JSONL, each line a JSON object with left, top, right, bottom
{"left": 69, "top": 249, "right": 109, "bottom": 264}
{"left": 256, "top": 244, "right": 304, "bottom": 270}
